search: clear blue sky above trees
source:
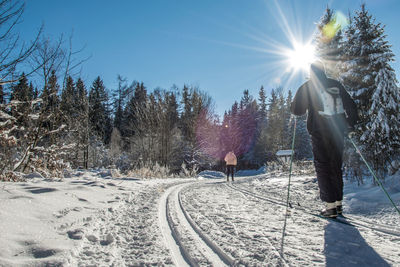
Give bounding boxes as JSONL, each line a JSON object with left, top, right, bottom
{"left": 19, "top": 0, "right": 400, "bottom": 116}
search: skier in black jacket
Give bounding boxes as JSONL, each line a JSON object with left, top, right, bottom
{"left": 291, "top": 61, "right": 358, "bottom": 218}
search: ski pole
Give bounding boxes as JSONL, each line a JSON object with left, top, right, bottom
{"left": 280, "top": 116, "right": 297, "bottom": 257}
{"left": 349, "top": 137, "right": 400, "bottom": 216}
{"left": 285, "top": 116, "right": 297, "bottom": 212}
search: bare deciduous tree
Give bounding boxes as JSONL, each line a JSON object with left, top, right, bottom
{"left": 0, "top": 0, "right": 42, "bottom": 85}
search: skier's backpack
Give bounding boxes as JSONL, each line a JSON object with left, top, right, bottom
{"left": 318, "top": 87, "right": 345, "bottom": 117}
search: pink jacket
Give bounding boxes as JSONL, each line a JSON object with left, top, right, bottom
{"left": 224, "top": 152, "right": 237, "bottom": 166}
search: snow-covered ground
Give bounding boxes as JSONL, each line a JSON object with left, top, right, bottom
{"left": 1, "top": 168, "right": 399, "bottom": 266}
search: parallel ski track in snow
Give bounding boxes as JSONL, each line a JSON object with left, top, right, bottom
{"left": 159, "top": 182, "right": 233, "bottom": 266}
{"left": 226, "top": 183, "right": 400, "bottom": 238}
{"left": 180, "top": 181, "right": 289, "bottom": 267}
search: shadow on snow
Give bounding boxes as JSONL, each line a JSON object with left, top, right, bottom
{"left": 324, "top": 220, "right": 389, "bottom": 266}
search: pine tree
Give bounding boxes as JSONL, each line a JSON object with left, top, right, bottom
{"left": 60, "top": 76, "right": 77, "bottom": 122}
{"left": 89, "top": 76, "right": 112, "bottom": 144}
{"left": 283, "top": 90, "right": 293, "bottom": 148}
{"left": 266, "top": 89, "right": 280, "bottom": 154}
{"left": 180, "top": 85, "right": 192, "bottom": 141}
{"left": 315, "top": 6, "right": 344, "bottom": 78}
{"left": 113, "top": 76, "right": 133, "bottom": 133}
{"left": 240, "top": 89, "right": 252, "bottom": 109}
{"left": 75, "top": 78, "right": 90, "bottom": 168}
{"left": 293, "top": 115, "right": 312, "bottom": 160}
{"left": 10, "top": 74, "right": 33, "bottom": 126}
{"left": 340, "top": 4, "right": 400, "bottom": 172}
{"left": 258, "top": 85, "right": 267, "bottom": 122}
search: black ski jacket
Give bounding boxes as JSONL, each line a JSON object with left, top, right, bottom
{"left": 291, "top": 73, "right": 358, "bottom": 136}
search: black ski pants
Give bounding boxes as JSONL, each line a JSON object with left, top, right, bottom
{"left": 226, "top": 165, "right": 235, "bottom": 181}
{"left": 311, "top": 132, "right": 344, "bottom": 203}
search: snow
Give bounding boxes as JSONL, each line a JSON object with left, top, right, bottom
{"left": 276, "top": 150, "right": 293, "bottom": 156}
{"left": 197, "top": 170, "right": 225, "bottom": 179}
{"left": 0, "top": 168, "right": 399, "bottom": 266}
{"left": 236, "top": 166, "right": 267, "bottom": 176}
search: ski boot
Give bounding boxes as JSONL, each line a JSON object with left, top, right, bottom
{"left": 321, "top": 202, "right": 338, "bottom": 218}
{"left": 336, "top": 200, "right": 343, "bottom": 215}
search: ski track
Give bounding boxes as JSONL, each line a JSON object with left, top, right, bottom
{"left": 159, "top": 181, "right": 231, "bottom": 266}
{"left": 181, "top": 181, "right": 289, "bottom": 266}
{"left": 158, "top": 183, "right": 191, "bottom": 267}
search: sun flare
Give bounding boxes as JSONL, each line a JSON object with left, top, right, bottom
{"left": 287, "top": 42, "right": 316, "bottom": 71}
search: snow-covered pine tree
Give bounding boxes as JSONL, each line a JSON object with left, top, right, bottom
{"left": 314, "top": 6, "right": 344, "bottom": 79}
{"left": 340, "top": 4, "right": 400, "bottom": 173}
{"left": 9, "top": 74, "right": 33, "bottom": 126}
{"left": 1, "top": 74, "right": 69, "bottom": 178}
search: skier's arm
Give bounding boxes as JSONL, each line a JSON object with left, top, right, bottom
{"left": 291, "top": 83, "right": 308, "bottom": 116}
{"left": 341, "top": 87, "right": 359, "bottom": 128}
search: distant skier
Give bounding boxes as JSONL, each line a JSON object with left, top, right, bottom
{"left": 291, "top": 61, "right": 358, "bottom": 218}
{"left": 224, "top": 151, "right": 237, "bottom": 182}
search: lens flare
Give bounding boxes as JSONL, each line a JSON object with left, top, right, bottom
{"left": 287, "top": 42, "right": 316, "bottom": 71}
{"left": 321, "top": 11, "right": 349, "bottom": 43}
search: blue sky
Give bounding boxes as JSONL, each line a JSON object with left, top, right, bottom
{"left": 20, "top": 0, "right": 400, "bottom": 116}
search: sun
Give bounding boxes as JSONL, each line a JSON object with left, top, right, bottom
{"left": 287, "top": 42, "right": 316, "bottom": 71}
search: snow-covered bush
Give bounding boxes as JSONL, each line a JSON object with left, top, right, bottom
{"left": 113, "top": 153, "right": 132, "bottom": 174}
{"left": 88, "top": 137, "right": 111, "bottom": 168}
{"left": 389, "top": 160, "right": 400, "bottom": 175}
{"left": 0, "top": 171, "right": 24, "bottom": 182}
{"left": 127, "top": 161, "right": 172, "bottom": 179}
{"left": 293, "top": 160, "right": 314, "bottom": 175}
{"left": 179, "top": 162, "right": 198, "bottom": 178}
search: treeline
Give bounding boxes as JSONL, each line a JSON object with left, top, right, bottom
{"left": 0, "top": 71, "right": 219, "bottom": 177}
{"left": 2, "top": 67, "right": 308, "bottom": 178}
{"left": 1, "top": 1, "right": 399, "bottom": 180}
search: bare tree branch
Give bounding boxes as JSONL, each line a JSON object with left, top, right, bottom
{"left": 0, "top": 0, "right": 42, "bottom": 85}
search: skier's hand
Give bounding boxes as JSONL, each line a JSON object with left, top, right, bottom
{"left": 347, "top": 131, "right": 356, "bottom": 139}
{"left": 346, "top": 126, "right": 355, "bottom": 139}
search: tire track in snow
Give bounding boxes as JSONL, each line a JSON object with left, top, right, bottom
{"left": 159, "top": 182, "right": 232, "bottom": 266}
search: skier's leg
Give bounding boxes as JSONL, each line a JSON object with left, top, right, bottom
{"left": 226, "top": 165, "right": 230, "bottom": 181}
{"left": 332, "top": 136, "right": 344, "bottom": 202}
{"left": 232, "top": 166, "right": 234, "bottom": 181}
{"left": 312, "top": 134, "right": 336, "bottom": 203}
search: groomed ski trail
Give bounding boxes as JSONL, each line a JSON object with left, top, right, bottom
{"left": 158, "top": 181, "right": 232, "bottom": 266}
